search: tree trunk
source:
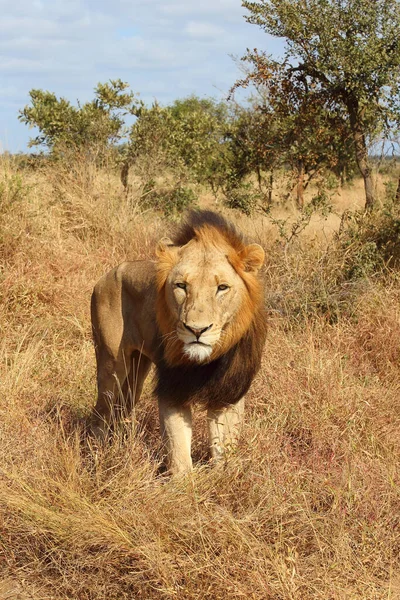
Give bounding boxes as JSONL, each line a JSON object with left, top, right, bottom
{"left": 268, "top": 171, "right": 273, "bottom": 206}
{"left": 347, "top": 103, "right": 376, "bottom": 211}
{"left": 256, "top": 165, "right": 263, "bottom": 192}
{"left": 360, "top": 157, "right": 375, "bottom": 211}
{"left": 395, "top": 175, "right": 400, "bottom": 204}
{"left": 120, "top": 159, "right": 130, "bottom": 191}
{"left": 340, "top": 165, "right": 346, "bottom": 187}
{"left": 296, "top": 160, "right": 305, "bottom": 209}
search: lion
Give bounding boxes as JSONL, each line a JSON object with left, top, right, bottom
{"left": 90, "top": 210, "right": 267, "bottom": 474}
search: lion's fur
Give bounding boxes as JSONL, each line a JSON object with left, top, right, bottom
{"left": 155, "top": 307, "right": 266, "bottom": 409}
{"left": 155, "top": 211, "right": 265, "bottom": 367}
{"left": 90, "top": 210, "right": 267, "bottom": 470}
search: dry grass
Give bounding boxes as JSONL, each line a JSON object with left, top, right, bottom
{"left": 1, "top": 157, "right": 399, "bottom": 599}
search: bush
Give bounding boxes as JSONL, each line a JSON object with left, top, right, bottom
{"left": 224, "top": 181, "right": 258, "bottom": 216}
{"left": 335, "top": 202, "right": 400, "bottom": 280}
{"left": 143, "top": 183, "right": 197, "bottom": 216}
{"left": 0, "top": 173, "right": 27, "bottom": 210}
{"left": 264, "top": 196, "right": 400, "bottom": 323}
{"left": 19, "top": 80, "right": 138, "bottom": 167}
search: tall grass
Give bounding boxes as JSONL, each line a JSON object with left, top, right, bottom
{"left": 1, "top": 156, "right": 399, "bottom": 599}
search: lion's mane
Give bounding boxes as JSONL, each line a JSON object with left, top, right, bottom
{"left": 155, "top": 210, "right": 267, "bottom": 410}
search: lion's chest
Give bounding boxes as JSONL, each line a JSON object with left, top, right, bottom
{"left": 154, "top": 323, "right": 265, "bottom": 409}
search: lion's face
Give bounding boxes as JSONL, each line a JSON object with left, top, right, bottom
{"left": 165, "top": 240, "right": 250, "bottom": 362}
{"left": 156, "top": 226, "right": 265, "bottom": 365}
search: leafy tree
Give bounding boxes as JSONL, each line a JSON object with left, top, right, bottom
{"left": 124, "top": 96, "right": 231, "bottom": 192}
{"left": 168, "top": 96, "right": 230, "bottom": 187}
{"left": 233, "top": 57, "right": 349, "bottom": 208}
{"left": 121, "top": 101, "right": 185, "bottom": 191}
{"left": 241, "top": 0, "right": 400, "bottom": 210}
{"left": 225, "top": 103, "right": 278, "bottom": 198}
{"left": 19, "top": 80, "right": 138, "bottom": 164}
{"left": 234, "top": 56, "right": 354, "bottom": 207}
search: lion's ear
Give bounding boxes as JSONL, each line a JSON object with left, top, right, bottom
{"left": 241, "top": 243, "right": 265, "bottom": 273}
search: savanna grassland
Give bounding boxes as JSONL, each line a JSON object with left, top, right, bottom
{"left": 0, "top": 156, "right": 399, "bottom": 600}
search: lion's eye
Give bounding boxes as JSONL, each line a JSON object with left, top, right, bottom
{"left": 176, "top": 282, "right": 187, "bottom": 290}
{"left": 217, "top": 284, "right": 229, "bottom": 292}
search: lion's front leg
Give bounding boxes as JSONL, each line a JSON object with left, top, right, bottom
{"left": 207, "top": 397, "right": 245, "bottom": 461}
{"left": 158, "top": 400, "right": 193, "bottom": 474}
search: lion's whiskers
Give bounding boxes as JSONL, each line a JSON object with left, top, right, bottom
{"left": 164, "top": 333, "right": 180, "bottom": 348}
{"left": 161, "top": 331, "right": 176, "bottom": 341}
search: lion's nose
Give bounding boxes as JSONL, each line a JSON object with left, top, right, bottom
{"left": 183, "top": 323, "right": 213, "bottom": 340}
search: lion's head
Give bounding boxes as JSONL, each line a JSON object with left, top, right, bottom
{"left": 155, "top": 211, "right": 265, "bottom": 366}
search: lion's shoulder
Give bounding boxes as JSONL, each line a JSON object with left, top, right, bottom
{"left": 118, "top": 260, "right": 157, "bottom": 291}
{"left": 91, "top": 259, "right": 159, "bottom": 360}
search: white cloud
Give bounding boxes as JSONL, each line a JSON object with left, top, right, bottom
{"left": 152, "top": 0, "right": 245, "bottom": 19}
{"left": 0, "top": 84, "right": 18, "bottom": 96}
{"left": 0, "top": 0, "right": 279, "bottom": 151}
{"left": 0, "top": 58, "right": 55, "bottom": 73}
{"left": 184, "top": 21, "right": 226, "bottom": 39}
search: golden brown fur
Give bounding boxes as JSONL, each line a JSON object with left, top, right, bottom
{"left": 155, "top": 213, "right": 265, "bottom": 366}
{"left": 90, "top": 210, "right": 267, "bottom": 473}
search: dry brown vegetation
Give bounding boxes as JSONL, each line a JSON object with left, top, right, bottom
{"left": 0, "top": 156, "right": 399, "bottom": 599}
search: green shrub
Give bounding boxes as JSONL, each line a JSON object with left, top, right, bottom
{"left": 224, "top": 182, "right": 258, "bottom": 216}
{"left": 19, "top": 80, "right": 138, "bottom": 167}
{"left": 0, "top": 173, "right": 29, "bottom": 211}
{"left": 336, "top": 203, "right": 400, "bottom": 280}
{"left": 143, "top": 184, "right": 197, "bottom": 216}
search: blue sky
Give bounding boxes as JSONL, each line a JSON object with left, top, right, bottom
{"left": 0, "top": 0, "right": 284, "bottom": 152}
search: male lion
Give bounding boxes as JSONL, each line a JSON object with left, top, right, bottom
{"left": 90, "top": 210, "right": 267, "bottom": 474}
